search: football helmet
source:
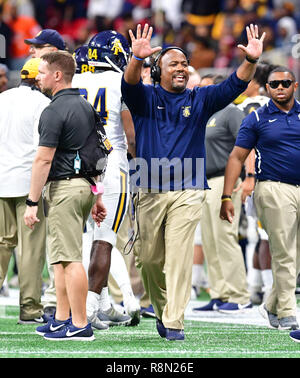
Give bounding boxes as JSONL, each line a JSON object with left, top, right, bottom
{"left": 73, "top": 45, "right": 95, "bottom": 74}
{"left": 87, "top": 30, "right": 130, "bottom": 73}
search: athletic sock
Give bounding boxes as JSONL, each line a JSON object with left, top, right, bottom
{"left": 247, "top": 268, "right": 263, "bottom": 288}
{"left": 261, "top": 269, "right": 273, "bottom": 290}
{"left": 110, "top": 246, "right": 135, "bottom": 302}
{"left": 110, "top": 247, "right": 131, "bottom": 287}
{"left": 86, "top": 290, "right": 100, "bottom": 318}
{"left": 99, "top": 286, "right": 111, "bottom": 311}
{"left": 192, "top": 264, "right": 205, "bottom": 287}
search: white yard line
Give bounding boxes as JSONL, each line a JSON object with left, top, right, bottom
{"left": 0, "top": 349, "right": 299, "bottom": 356}
{"left": 1, "top": 291, "right": 300, "bottom": 329}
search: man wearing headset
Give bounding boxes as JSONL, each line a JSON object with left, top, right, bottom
{"left": 121, "top": 24, "right": 265, "bottom": 341}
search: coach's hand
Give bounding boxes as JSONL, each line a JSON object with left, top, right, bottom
{"left": 129, "top": 23, "right": 162, "bottom": 60}
{"left": 237, "top": 24, "right": 265, "bottom": 61}
{"left": 24, "top": 206, "right": 40, "bottom": 229}
{"left": 220, "top": 200, "right": 234, "bottom": 224}
{"left": 92, "top": 195, "right": 107, "bottom": 227}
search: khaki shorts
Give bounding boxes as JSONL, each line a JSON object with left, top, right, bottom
{"left": 44, "top": 178, "right": 95, "bottom": 264}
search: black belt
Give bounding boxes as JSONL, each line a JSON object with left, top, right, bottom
{"left": 47, "top": 174, "right": 97, "bottom": 186}
{"left": 206, "top": 169, "right": 225, "bottom": 180}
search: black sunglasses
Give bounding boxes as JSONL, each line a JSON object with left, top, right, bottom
{"left": 268, "top": 80, "right": 294, "bottom": 89}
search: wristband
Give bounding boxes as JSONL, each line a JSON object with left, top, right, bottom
{"left": 133, "top": 55, "right": 144, "bottom": 61}
{"left": 245, "top": 55, "right": 259, "bottom": 64}
{"left": 26, "top": 198, "right": 39, "bottom": 207}
{"left": 221, "top": 195, "right": 231, "bottom": 199}
{"left": 221, "top": 197, "right": 232, "bottom": 203}
{"left": 246, "top": 173, "right": 255, "bottom": 178}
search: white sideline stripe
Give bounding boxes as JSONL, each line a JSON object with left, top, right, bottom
{"left": 0, "top": 331, "right": 156, "bottom": 336}
{"left": 0, "top": 328, "right": 277, "bottom": 336}
{"left": 2, "top": 294, "right": 300, "bottom": 328}
{"left": 0, "top": 350, "right": 300, "bottom": 355}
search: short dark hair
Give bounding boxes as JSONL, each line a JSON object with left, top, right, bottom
{"left": 201, "top": 74, "right": 226, "bottom": 85}
{"left": 253, "top": 62, "right": 279, "bottom": 90}
{"left": 267, "top": 66, "right": 296, "bottom": 82}
{"left": 41, "top": 51, "right": 76, "bottom": 82}
{"left": 201, "top": 73, "right": 215, "bottom": 80}
{"left": 212, "top": 75, "right": 226, "bottom": 85}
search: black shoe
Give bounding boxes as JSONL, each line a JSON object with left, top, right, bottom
{"left": 193, "top": 299, "right": 226, "bottom": 312}
{"left": 166, "top": 328, "right": 184, "bottom": 341}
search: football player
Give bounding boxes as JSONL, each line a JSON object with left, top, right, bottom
{"left": 72, "top": 31, "right": 140, "bottom": 329}
{"left": 73, "top": 45, "right": 94, "bottom": 74}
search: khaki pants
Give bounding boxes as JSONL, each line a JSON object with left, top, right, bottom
{"left": 0, "top": 196, "right": 46, "bottom": 319}
{"left": 44, "top": 178, "right": 95, "bottom": 264}
{"left": 201, "top": 176, "right": 250, "bottom": 304}
{"left": 108, "top": 199, "right": 145, "bottom": 303}
{"left": 134, "top": 189, "right": 205, "bottom": 329}
{"left": 42, "top": 250, "right": 56, "bottom": 308}
{"left": 254, "top": 181, "right": 300, "bottom": 318}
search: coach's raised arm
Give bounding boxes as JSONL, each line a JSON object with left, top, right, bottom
{"left": 124, "top": 23, "right": 265, "bottom": 86}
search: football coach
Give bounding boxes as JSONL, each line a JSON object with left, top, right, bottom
{"left": 121, "top": 23, "right": 265, "bottom": 340}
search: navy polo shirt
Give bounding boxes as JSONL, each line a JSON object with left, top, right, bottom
{"left": 235, "top": 98, "right": 300, "bottom": 185}
{"left": 121, "top": 71, "right": 249, "bottom": 191}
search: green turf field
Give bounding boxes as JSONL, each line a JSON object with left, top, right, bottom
{"left": 2, "top": 258, "right": 300, "bottom": 360}
{"left": 1, "top": 301, "right": 300, "bottom": 359}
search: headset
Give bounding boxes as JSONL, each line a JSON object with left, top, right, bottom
{"left": 150, "top": 46, "right": 189, "bottom": 83}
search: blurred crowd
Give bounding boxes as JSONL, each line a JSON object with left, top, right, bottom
{"left": 0, "top": 0, "right": 300, "bottom": 72}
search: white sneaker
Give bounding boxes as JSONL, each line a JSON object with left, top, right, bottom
{"left": 87, "top": 310, "right": 109, "bottom": 330}
{"left": 258, "top": 303, "right": 279, "bottom": 329}
{"left": 98, "top": 305, "right": 132, "bottom": 326}
{"left": 249, "top": 285, "right": 263, "bottom": 305}
{"left": 124, "top": 294, "right": 140, "bottom": 326}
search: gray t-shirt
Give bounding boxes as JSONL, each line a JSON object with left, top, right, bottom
{"left": 205, "top": 103, "right": 244, "bottom": 176}
{"left": 39, "top": 88, "right": 96, "bottom": 180}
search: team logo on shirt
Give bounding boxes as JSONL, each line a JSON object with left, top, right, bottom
{"left": 111, "top": 39, "right": 123, "bottom": 55}
{"left": 182, "top": 106, "right": 191, "bottom": 118}
{"left": 207, "top": 117, "right": 216, "bottom": 127}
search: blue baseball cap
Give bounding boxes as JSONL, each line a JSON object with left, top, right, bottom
{"left": 24, "top": 29, "right": 66, "bottom": 50}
